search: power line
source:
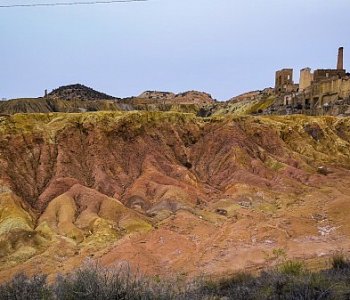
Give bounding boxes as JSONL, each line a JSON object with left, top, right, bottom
{"left": 0, "top": 0, "right": 150, "bottom": 8}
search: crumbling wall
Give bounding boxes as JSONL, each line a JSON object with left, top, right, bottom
{"left": 299, "top": 68, "right": 313, "bottom": 91}
{"left": 313, "top": 69, "right": 346, "bottom": 82}
{"left": 275, "top": 69, "right": 294, "bottom": 93}
{"left": 312, "top": 78, "right": 341, "bottom": 96}
{"left": 340, "top": 78, "right": 350, "bottom": 99}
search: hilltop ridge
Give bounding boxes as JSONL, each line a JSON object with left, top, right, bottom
{"left": 47, "top": 84, "right": 116, "bottom": 101}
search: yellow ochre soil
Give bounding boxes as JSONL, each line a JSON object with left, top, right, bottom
{"left": 1, "top": 112, "right": 350, "bottom": 281}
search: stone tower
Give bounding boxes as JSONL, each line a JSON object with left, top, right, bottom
{"left": 275, "top": 69, "right": 294, "bottom": 93}
{"left": 337, "top": 47, "right": 344, "bottom": 70}
{"left": 299, "top": 68, "right": 313, "bottom": 92}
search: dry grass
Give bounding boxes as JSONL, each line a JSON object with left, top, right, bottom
{"left": 2, "top": 256, "right": 350, "bottom": 299}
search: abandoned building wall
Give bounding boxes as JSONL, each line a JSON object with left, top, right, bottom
{"left": 317, "top": 78, "right": 350, "bottom": 100}
{"left": 299, "top": 68, "right": 313, "bottom": 91}
{"left": 296, "top": 78, "right": 350, "bottom": 109}
{"left": 275, "top": 69, "right": 294, "bottom": 93}
{"left": 312, "top": 78, "right": 340, "bottom": 96}
{"left": 339, "top": 78, "right": 350, "bottom": 99}
{"left": 322, "top": 94, "right": 339, "bottom": 105}
{"left": 301, "top": 90, "right": 312, "bottom": 107}
{"left": 284, "top": 95, "right": 292, "bottom": 105}
{"left": 313, "top": 69, "right": 346, "bottom": 82}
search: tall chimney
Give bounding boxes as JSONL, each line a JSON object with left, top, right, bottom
{"left": 337, "top": 47, "right": 344, "bottom": 70}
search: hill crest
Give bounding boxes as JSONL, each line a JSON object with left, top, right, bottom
{"left": 47, "top": 84, "right": 115, "bottom": 101}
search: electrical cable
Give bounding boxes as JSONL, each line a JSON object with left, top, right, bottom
{"left": 0, "top": 0, "right": 150, "bottom": 8}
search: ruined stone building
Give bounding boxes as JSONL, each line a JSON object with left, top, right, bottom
{"left": 275, "top": 47, "right": 350, "bottom": 114}
{"left": 275, "top": 69, "right": 298, "bottom": 94}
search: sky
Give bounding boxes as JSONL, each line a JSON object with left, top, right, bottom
{"left": 0, "top": 0, "right": 349, "bottom": 101}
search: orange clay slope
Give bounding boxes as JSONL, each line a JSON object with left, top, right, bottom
{"left": 1, "top": 111, "right": 350, "bottom": 281}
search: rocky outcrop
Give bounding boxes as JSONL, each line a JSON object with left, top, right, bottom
{"left": 47, "top": 84, "right": 115, "bottom": 101}
{"left": 138, "top": 91, "right": 175, "bottom": 100}
{"left": 136, "top": 90, "right": 215, "bottom": 105}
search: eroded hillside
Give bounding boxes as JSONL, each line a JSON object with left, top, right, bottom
{"left": 1, "top": 112, "right": 350, "bottom": 281}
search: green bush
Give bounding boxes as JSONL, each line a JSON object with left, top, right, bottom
{"left": 279, "top": 260, "right": 305, "bottom": 276}
{"left": 331, "top": 253, "right": 350, "bottom": 270}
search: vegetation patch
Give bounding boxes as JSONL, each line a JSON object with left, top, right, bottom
{"left": 2, "top": 255, "right": 350, "bottom": 299}
{"left": 246, "top": 96, "right": 276, "bottom": 115}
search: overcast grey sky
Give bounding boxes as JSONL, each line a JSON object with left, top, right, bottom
{"left": 1, "top": 0, "right": 349, "bottom": 100}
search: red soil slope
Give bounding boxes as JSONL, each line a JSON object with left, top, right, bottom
{"left": 1, "top": 112, "right": 350, "bottom": 281}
